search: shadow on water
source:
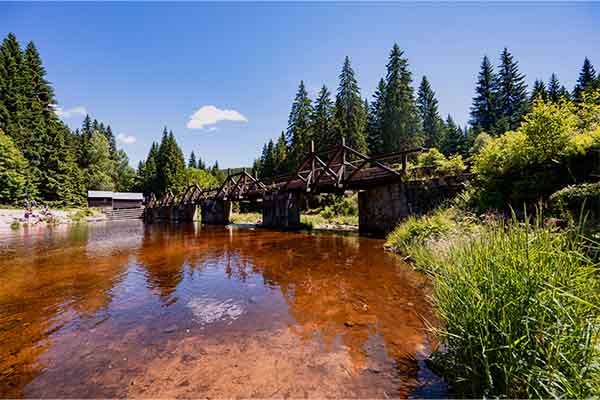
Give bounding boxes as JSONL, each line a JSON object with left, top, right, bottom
{"left": 0, "top": 221, "right": 446, "bottom": 398}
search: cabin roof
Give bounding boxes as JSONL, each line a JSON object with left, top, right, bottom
{"left": 88, "top": 191, "right": 144, "bottom": 201}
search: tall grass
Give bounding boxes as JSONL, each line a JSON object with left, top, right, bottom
{"left": 428, "top": 217, "right": 600, "bottom": 397}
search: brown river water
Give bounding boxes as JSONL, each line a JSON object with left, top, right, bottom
{"left": 0, "top": 221, "right": 445, "bottom": 398}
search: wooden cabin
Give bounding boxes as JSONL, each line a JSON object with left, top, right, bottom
{"left": 88, "top": 191, "right": 144, "bottom": 209}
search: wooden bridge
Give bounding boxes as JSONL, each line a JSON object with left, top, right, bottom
{"left": 145, "top": 140, "right": 468, "bottom": 235}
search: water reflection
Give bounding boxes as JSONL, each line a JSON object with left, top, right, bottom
{"left": 0, "top": 221, "right": 443, "bottom": 398}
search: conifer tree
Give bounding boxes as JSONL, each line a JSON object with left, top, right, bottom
{"left": 495, "top": 48, "right": 529, "bottom": 133}
{"left": 273, "top": 131, "right": 288, "bottom": 176}
{"left": 558, "top": 85, "right": 571, "bottom": 101}
{"left": 157, "top": 129, "right": 186, "bottom": 195}
{"left": 197, "top": 156, "right": 206, "bottom": 170}
{"left": 311, "top": 85, "right": 335, "bottom": 152}
{"left": 188, "top": 151, "right": 197, "bottom": 169}
{"left": 530, "top": 79, "right": 547, "bottom": 103}
{"left": 380, "top": 44, "right": 421, "bottom": 152}
{"left": 417, "top": 76, "right": 444, "bottom": 148}
{"left": 334, "top": 56, "right": 368, "bottom": 153}
{"left": 286, "top": 81, "right": 313, "bottom": 169}
{"left": 547, "top": 73, "right": 561, "bottom": 102}
{"left": 142, "top": 142, "right": 159, "bottom": 195}
{"left": 85, "top": 132, "right": 116, "bottom": 190}
{"left": 367, "top": 78, "right": 386, "bottom": 155}
{"left": 0, "top": 33, "right": 25, "bottom": 142}
{"left": 573, "top": 58, "right": 597, "bottom": 102}
{"left": 470, "top": 55, "right": 498, "bottom": 135}
{"left": 440, "top": 115, "right": 466, "bottom": 156}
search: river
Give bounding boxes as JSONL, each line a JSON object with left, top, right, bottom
{"left": 0, "top": 221, "right": 445, "bottom": 398}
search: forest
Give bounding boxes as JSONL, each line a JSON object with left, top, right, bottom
{"left": 1, "top": 32, "right": 599, "bottom": 207}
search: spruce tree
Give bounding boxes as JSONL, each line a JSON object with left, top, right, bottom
{"left": 157, "top": 129, "right": 186, "bottom": 195}
{"left": 286, "top": 81, "right": 313, "bottom": 169}
{"left": 367, "top": 78, "right": 386, "bottom": 155}
{"left": 380, "top": 44, "right": 421, "bottom": 152}
{"left": 547, "top": 73, "right": 561, "bottom": 102}
{"left": 188, "top": 151, "right": 197, "bottom": 168}
{"left": 495, "top": 48, "right": 529, "bottom": 133}
{"left": 440, "top": 115, "right": 466, "bottom": 156}
{"left": 573, "top": 58, "right": 597, "bottom": 102}
{"left": 0, "top": 33, "right": 26, "bottom": 143}
{"left": 334, "top": 56, "right": 368, "bottom": 153}
{"left": 311, "top": 85, "right": 335, "bottom": 153}
{"left": 470, "top": 55, "right": 497, "bottom": 135}
{"left": 273, "top": 131, "right": 288, "bottom": 176}
{"left": 142, "top": 142, "right": 159, "bottom": 195}
{"left": 530, "top": 79, "right": 547, "bottom": 103}
{"left": 417, "top": 76, "right": 444, "bottom": 148}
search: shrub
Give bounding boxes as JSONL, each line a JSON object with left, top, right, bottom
{"left": 414, "top": 148, "right": 466, "bottom": 178}
{"left": 431, "top": 217, "right": 600, "bottom": 398}
{"left": 549, "top": 182, "right": 600, "bottom": 220}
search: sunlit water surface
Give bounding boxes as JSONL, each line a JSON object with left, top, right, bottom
{"left": 0, "top": 221, "right": 445, "bottom": 398}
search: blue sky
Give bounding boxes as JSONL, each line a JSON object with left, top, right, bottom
{"left": 2, "top": 2, "right": 599, "bottom": 168}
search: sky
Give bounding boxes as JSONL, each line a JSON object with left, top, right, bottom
{"left": 2, "top": 2, "right": 599, "bottom": 168}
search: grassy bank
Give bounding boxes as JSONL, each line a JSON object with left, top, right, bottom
{"left": 229, "top": 211, "right": 358, "bottom": 229}
{"left": 386, "top": 208, "right": 600, "bottom": 397}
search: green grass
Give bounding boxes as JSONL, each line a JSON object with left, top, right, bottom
{"left": 230, "top": 212, "right": 261, "bottom": 224}
{"left": 386, "top": 209, "right": 600, "bottom": 397}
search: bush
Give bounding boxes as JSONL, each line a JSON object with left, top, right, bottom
{"left": 472, "top": 95, "right": 600, "bottom": 208}
{"left": 549, "top": 182, "right": 600, "bottom": 220}
{"left": 430, "top": 217, "right": 600, "bottom": 398}
{"left": 414, "top": 148, "right": 466, "bottom": 178}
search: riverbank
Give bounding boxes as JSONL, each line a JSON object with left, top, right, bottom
{"left": 0, "top": 207, "right": 106, "bottom": 230}
{"left": 385, "top": 206, "right": 600, "bottom": 397}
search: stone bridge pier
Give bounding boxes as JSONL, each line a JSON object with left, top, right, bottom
{"left": 358, "top": 176, "right": 468, "bottom": 236}
{"left": 262, "top": 192, "right": 301, "bottom": 228}
{"left": 200, "top": 199, "right": 231, "bottom": 225}
{"left": 172, "top": 204, "right": 199, "bottom": 222}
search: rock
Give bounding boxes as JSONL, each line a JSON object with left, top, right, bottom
{"left": 163, "top": 325, "right": 177, "bottom": 333}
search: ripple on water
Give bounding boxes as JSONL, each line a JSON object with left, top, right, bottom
{"left": 187, "top": 296, "right": 245, "bottom": 326}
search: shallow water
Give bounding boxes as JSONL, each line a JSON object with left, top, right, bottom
{"left": 0, "top": 221, "right": 445, "bottom": 398}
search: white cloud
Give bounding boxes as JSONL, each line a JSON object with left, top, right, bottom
{"left": 187, "top": 105, "right": 247, "bottom": 130}
{"left": 207, "top": 126, "right": 218, "bottom": 132}
{"left": 117, "top": 133, "right": 137, "bottom": 144}
{"left": 52, "top": 105, "right": 87, "bottom": 119}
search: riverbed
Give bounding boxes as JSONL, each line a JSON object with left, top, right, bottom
{"left": 0, "top": 221, "right": 444, "bottom": 398}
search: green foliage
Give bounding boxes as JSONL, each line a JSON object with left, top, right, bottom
{"left": 573, "top": 58, "right": 597, "bottom": 102}
{"left": 431, "top": 217, "right": 600, "bottom": 398}
{"left": 415, "top": 148, "right": 466, "bottom": 177}
{"left": 184, "top": 168, "right": 219, "bottom": 188}
{"left": 417, "top": 76, "right": 445, "bottom": 148}
{"left": 311, "top": 85, "right": 335, "bottom": 152}
{"left": 85, "top": 132, "right": 116, "bottom": 190}
{"left": 0, "top": 129, "right": 36, "bottom": 204}
{"left": 473, "top": 94, "right": 600, "bottom": 207}
{"left": 334, "top": 57, "right": 368, "bottom": 153}
{"left": 495, "top": 48, "right": 529, "bottom": 133}
{"left": 470, "top": 55, "right": 498, "bottom": 135}
{"left": 367, "top": 78, "right": 386, "bottom": 155}
{"left": 157, "top": 129, "right": 186, "bottom": 195}
{"left": 287, "top": 81, "right": 313, "bottom": 169}
{"left": 319, "top": 194, "right": 358, "bottom": 220}
{"left": 470, "top": 131, "right": 492, "bottom": 155}
{"left": 381, "top": 44, "right": 421, "bottom": 151}
{"left": 549, "top": 182, "right": 600, "bottom": 220}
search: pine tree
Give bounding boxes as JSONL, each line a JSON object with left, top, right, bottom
{"left": 558, "top": 85, "right": 571, "bottom": 101}
{"left": 440, "top": 115, "right": 466, "bottom": 156}
{"left": 188, "top": 151, "right": 197, "bottom": 168}
{"left": 142, "top": 142, "right": 159, "bottom": 195}
{"left": 573, "top": 58, "right": 597, "bottom": 102}
{"left": 197, "top": 156, "right": 206, "bottom": 170}
{"left": 547, "top": 73, "right": 561, "bottom": 102}
{"left": 381, "top": 44, "right": 421, "bottom": 152}
{"left": 311, "top": 85, "right": 335, "bottom": 153}
{"left": 0, "top": 33, "right": 26, "bottom": 143}
{"left": 495, "top": 48, "right": 529, "bottom": 133}
{"left": 334, "top": 56, "right": 368, "bottom": 153}
{"left": 286, "top": 81, "right": 313, "bottom": 169}
{"left": 104, "top": 125, "right": 116, "bottom": 156}
{"left": 273, "top": 131, "right": 288, "bottom": 176}
{"left": 367, "top": 78, "right": 386, "bottom": 155}
{"left": 156, "top": 129, "right": 186, "bottom": 195}
{"left": 417, "top": 76, "right": 444, "bottom": 148}
{"left": 470, "top": 55, "right": 497, "bottom": 135}
{"left": 530, "top": 79, "right": 547, "bottom": 103}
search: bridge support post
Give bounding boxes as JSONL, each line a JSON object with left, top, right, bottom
{"left": 358, "top": 184, "right": 409, "bottom": 236}
{"left": 262, "top": 192, "right": 301, "bottom": 228}
{"left": 200, "top": 199, "right": 231, "bottom": 225}
{"left": 172, "top": 204, "right": 199, "bottom": 222}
